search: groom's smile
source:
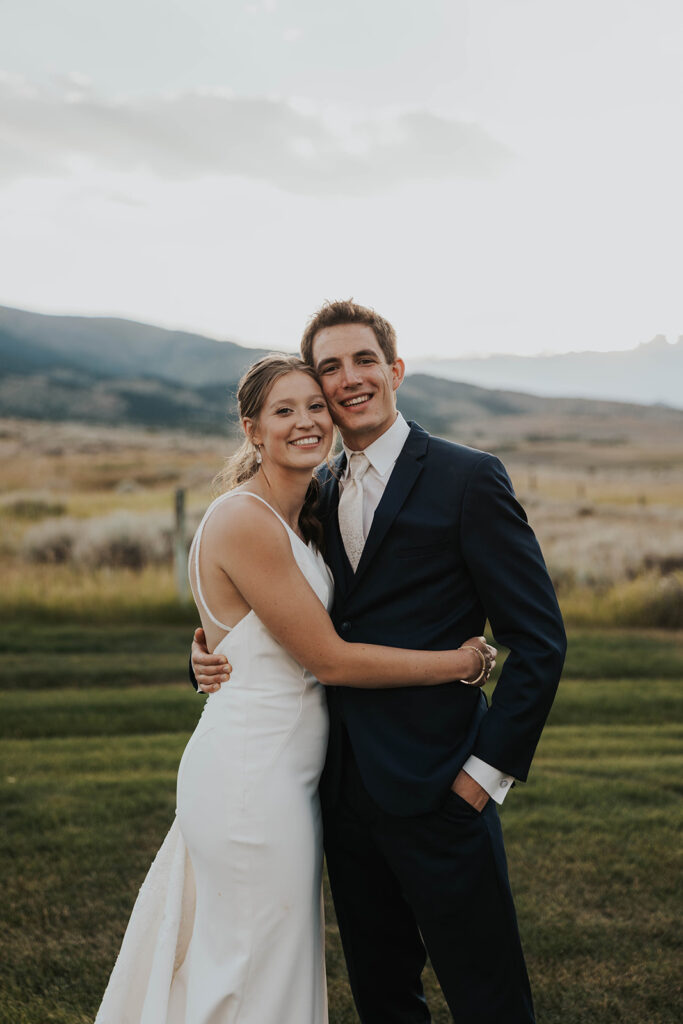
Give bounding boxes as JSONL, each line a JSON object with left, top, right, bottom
{"left": 341, "top": 394, "right": 371, "bottom": 408}
{"left": 312, "top": 324, "right": 405, "bottom": 450}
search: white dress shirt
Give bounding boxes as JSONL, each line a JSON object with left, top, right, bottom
{"left": 340, "top": 412, "right": 515, "bottom": 805}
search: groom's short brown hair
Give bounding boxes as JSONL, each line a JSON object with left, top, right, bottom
{"left": 300, "top": 300, "right": 398, "bottom": 367}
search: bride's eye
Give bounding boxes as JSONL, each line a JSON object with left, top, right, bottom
{"left": 275, "top": 407, "right": 292, "bottom": 415}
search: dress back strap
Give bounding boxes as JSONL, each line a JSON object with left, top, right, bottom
{"left": 189, "top": 490, "right": 295, "bottom": 632}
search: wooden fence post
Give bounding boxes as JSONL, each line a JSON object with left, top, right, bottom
{"left": 174, "top": 488, "right": 190, "bottom": 603}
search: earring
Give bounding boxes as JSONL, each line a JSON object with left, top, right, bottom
{"left": 255, "top": 445, "right": 262, "bottom": 465}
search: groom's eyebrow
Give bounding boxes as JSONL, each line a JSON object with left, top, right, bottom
{"left": 315, "top": 356, "right": 338, "bottom": 372}
{"left": 316, "top": 349, "right": 377, "bottom": 372}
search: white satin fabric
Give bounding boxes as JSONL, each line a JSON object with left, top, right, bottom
{"left": 96, "top": 493, "right": 333, "bottom": 1023}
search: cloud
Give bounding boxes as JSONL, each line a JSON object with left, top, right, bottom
{"left": 0, "top": 75, "right": 511, "bottom": 195}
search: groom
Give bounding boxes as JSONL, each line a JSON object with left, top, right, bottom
{"left": 192, "top": 300, "right": 566, "bottom": 1023}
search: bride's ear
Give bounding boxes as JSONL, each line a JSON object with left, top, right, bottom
{"left": 243, "top": 417, "right": 260, "bottom": 446}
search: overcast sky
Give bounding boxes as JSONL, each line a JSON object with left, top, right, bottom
{"left": 0, "top": 0, "right": 681, "bottom": 359}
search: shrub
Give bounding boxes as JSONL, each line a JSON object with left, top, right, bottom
{"left": 22, "top": 517, "right": 79, "bottom": 563}
{"left": 560, "top": 572, "right": 683, "bottom": 630}
{"left": 73, "top": 513, "right": 173, "bottom": 570}
{"left": 613, "top": 573, "right": 683, "bottom": 629}
{"left": 23, "top": 513, "right": 176, "bottom": 571}
{"left": 2, "top": 497, "right": 67, "bottom": 520}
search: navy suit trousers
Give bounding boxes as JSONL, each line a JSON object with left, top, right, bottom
{"left": 323, "top": 732, "right": 535, "bottom": 1024}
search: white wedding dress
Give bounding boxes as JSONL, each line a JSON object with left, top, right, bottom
{"left": 95, "top": 492, "right": 333, "bottom": 1024}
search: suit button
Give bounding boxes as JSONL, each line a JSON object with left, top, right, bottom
{"left": 340, "top": 621, "right": 351, "bottom": 633}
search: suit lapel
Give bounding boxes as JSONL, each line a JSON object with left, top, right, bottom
{"left": 348, "top": 422, "right": 429, "bottom": 593}
{"left": 320, "top": 453, "right": 350, "bottom": 598}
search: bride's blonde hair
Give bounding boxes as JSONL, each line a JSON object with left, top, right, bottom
{"left": 212, "top": 354, "right": 330, "bottom": 548}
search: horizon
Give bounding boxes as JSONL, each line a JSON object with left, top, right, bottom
{"left": 3, "top": 300, "right": 681, "bottom": 410}
{"left": 1, "top": 300, "right": 680, "bottom": 364}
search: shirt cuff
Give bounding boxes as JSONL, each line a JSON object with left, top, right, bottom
{"left": 463, "top": 755, "right": 515, "bottom": 805}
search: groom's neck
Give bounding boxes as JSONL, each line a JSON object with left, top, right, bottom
{"left": 339, "top": 411, "right": 399, "bottom": 453}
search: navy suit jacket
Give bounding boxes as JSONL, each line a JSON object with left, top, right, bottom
{"left": 318, "top": 421, "right": 566, "bottom": 817}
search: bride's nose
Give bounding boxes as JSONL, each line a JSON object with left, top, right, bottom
{"left": 295, "top": 407, "right": 315, "bottom": 428}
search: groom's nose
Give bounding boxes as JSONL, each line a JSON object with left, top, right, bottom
{"left": 339, "top": 361, "right": 363, "bottom": 387}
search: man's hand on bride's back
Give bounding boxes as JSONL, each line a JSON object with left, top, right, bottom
{"left": 192, "top": 627, "right": 232, "bottom": 693}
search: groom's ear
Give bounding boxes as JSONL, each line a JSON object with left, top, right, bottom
{"left": 390, "top": 358, "right": 406, "bottom": 393}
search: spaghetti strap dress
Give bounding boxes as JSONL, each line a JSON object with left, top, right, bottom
{"left": 95, "top": 491, "right": 333, "bottom": 1024}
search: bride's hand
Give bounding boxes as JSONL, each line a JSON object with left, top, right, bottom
{"left": 192, "top": 628, "right": 232, "bottom": 694}
{"left": 459, "top": 636, "right": 497, "bottom": 686}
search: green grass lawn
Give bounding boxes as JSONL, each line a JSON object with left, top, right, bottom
{"left": 1, "top": 628, "right": 681, "bottom": 1023}
{"left": 2, "top": 622, "right": 682, "bottom": 690}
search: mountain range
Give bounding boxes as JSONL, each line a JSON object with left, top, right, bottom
{"left": 1, "top": 305, "right": 681, "bottom": 439}
{"left": 408, "top": 334, "right": 683, "bottom": 408}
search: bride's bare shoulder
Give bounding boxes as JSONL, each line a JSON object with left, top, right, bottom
{"left": 201, "top": 491, "right": 290, "bottom": 556}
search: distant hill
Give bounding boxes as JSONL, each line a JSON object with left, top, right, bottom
{"left": 0, "top": 305, "right": 271, "bottom": 387}
{"left": 0, "top": 367, "right": 235, "bottom": 433}
{"left": 2, "top": 366, "right": 681, "bottom": 446}
{"left": 397, "top": 374, "right": 683, "bottom": 445}
{"left": 410, "top": 335, "right": 683, "bottom": 409}
{"left": 1, "top": 305, "right": 682, "bottom": 439}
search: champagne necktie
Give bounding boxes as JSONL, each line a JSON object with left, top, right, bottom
{"left": 338, "top": 451, "right": 370, "bottom": 572}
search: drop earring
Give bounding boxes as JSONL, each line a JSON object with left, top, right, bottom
{"left": 255, "top": 445, "right": 262, "bottom": 465}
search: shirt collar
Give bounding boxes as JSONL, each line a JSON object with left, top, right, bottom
{"left": 341, "top": 412, "right": 410, "bottom": 478}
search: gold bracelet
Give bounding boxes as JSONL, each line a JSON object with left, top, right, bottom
{"left": 460, "top": 645, "right": 487, "bottom": 686}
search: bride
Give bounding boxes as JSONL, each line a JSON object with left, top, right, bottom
{"left": 95, "top": 354, "right": 494, "bottom": 1024}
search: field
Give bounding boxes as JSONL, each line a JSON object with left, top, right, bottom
{"left": 1, "top": 414, "right": 682, "bottom": 628}
{"left": 1, "top": 628, "right": 682, "bottom": 1024}
{"left": 1, "top": 414, "right": 682, "bottom": 1022}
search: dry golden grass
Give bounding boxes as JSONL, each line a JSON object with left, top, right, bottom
{"left": 2, "top": 415, "right": 682, "bottom": 626}
{"left": 558, "top": 574, "right": 683, "bottom": 629}
{"left": 509, "top": 465, "right": 683, "bottom": 508}
{"left": 0, "top": 561, "right": 183, "bottom": 620}
{"left": 0, "top": 417, "right": 230, "bottom": 495}
{"left": 520, "top": 497, "right": 683, "bottom": 585}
